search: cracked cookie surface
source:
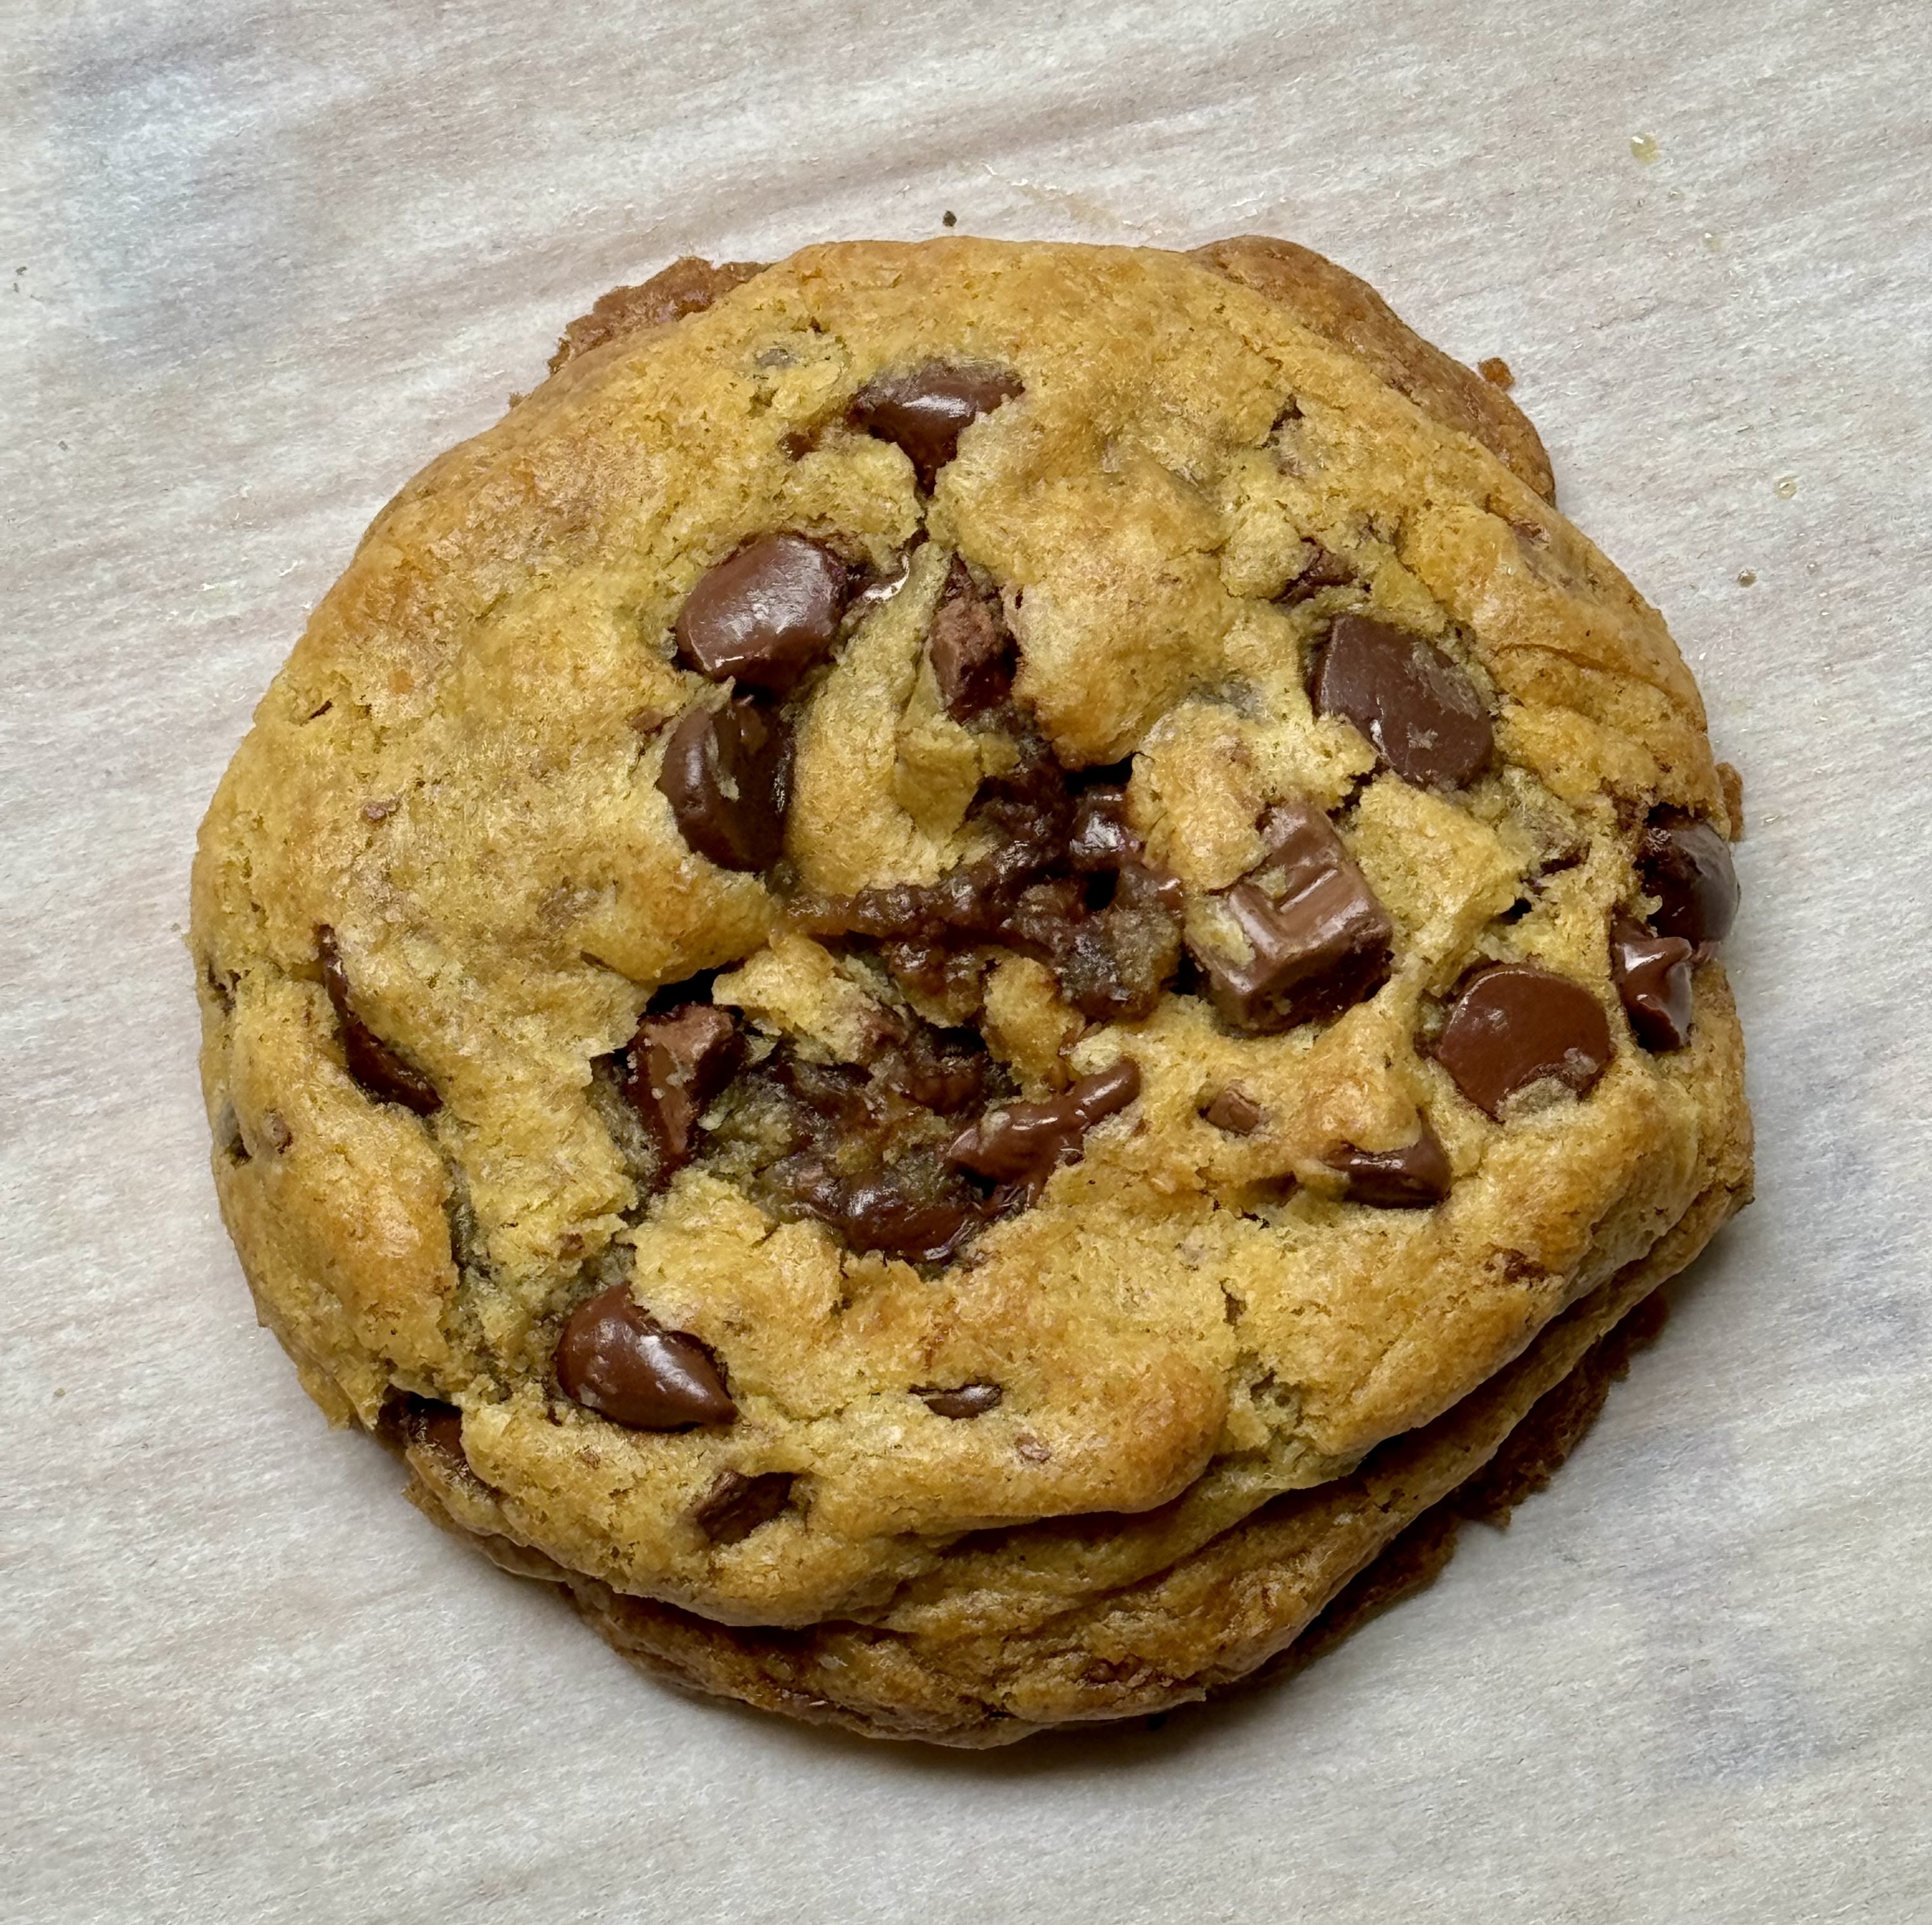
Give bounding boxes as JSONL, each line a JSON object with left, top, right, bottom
{"left": 193, "top": 236, "right": 1748, "bottom": 1680}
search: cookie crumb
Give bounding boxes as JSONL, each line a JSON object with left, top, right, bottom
{"left": 1717, "top": 762, "right": 1745, "bottom": 839}
{"left": 1477, "top": 357, "right": 1515, "bottom": 390}
{"left": 942, "top": 210, "right": 958, "bottom": 228}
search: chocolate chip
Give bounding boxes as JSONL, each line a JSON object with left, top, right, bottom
{"left": 917, "top": 1381, "right": 1004, "bottom": 1419}
{"left": 1637, "top": 811, "right": 1739, "bottom": 948}
{"left": 624, "top": 1004, "right": 744, "bottom": 1169}
{"left": 657, "top": 694, "right": 789, "bottom": 871}
{"left": 948, "top": 1057, "right": 1141, "bottom": 1197}
{"left": 1186, "top": 799, "right": 1393, "bottom": 1034}
{"left": 315, "top": 925, "right": 441, "bottom": 1116}
{"left": 850, "top": 363, "right": 1023, "bottom": 487}
{"left": 1203, "top": 1087, "right": 1264, "bottom": 1135}
{"left": 1434, "top": 963, "right": 1613, "bottom": 1119}
{"left": 555, "top": 1286, "right": 737, "bottom": 1429}
{"left": 836, "top": 1177, "right": 982, "bottom": 1265}
{"left": 927, "top": 555, "right": 1015, "bottom": 720}
{"left": 1610, "top": 916, "right": 1695, "bottom": 1051}
{"left": 1310, "top": 613, "right": 1494, "bottom": 790}
{"left": 693, "top": 1469, "right": 794, "bottom": 1545}
{"left": 672, "top": 533, "right": 850, "bottom": 692}
{"left": 1330, "top": 1117, "right": 1452, "bottom": 1207}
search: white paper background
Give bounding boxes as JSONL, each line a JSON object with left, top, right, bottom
{"left": 6, "top": 1, "right": 1931, "bottom": 1919}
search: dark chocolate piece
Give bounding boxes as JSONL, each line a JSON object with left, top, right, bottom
{"left": 1068, "top": 786, "right": 1141, "bottom": 871}
{"left": 1311, "top": 613, "right": 1494, "bottom": 789}
{"left": 692, "top": 1469, "right": 794, "bottom": 1545}
{"left": 1330, "top": 1117, "right": 1453, "bottom": 1207}
{"left": 624, "top": 1004, "right": 744, "bottom": 1168}
{"left": 1610, "top": 916, "right": 1695, "bottom": 1051}
{"left": 917, "top": 1382, "right": 1004, "bottom": 1420}
{"left": 315, "top": 925, "right": 441, "bottom": 1116}
{"left": 657, "top": 695, "right": 789, "bottom": 871}
{"left": 673, "top": 533, "right": 850, "bottom": 692}
{"left": 948, "top": 1057, "right": 1141, "bottom": 1196}
{"left": 834, "top": 1176, "right": 982, "bottom": 1265}
{"left": 1277, "top": 543, "right": 1356, "bottom": 604}
{"left": 850, "top": 363, "right": 1023, "bottom": 487}
{"left": 927, "top": 555, "right": 1015, "bottom": 719}
{"left": 1637, "top": 811, "right": 1739, "bottom": 948}
{"left": 1434, "top": 963, "right": 1613, "bottom": 1119}
{"left": 1203, "top": 1087, "right": 1264, "bottom": 1135}
{"left": 1186, "top": 799, "right": 1393, "bottom": 1034}
{"left": 555, "top": 1286, "right": 737, "bottom": 1429}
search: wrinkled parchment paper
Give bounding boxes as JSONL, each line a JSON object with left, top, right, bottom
{"left": 6, "top": 1, "right": 1931, "bottom": 1919}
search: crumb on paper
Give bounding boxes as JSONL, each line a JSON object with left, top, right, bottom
{"left": 1478, "top": 356, "right": 1515, "bottom": 390}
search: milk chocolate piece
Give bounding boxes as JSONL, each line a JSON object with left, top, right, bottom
{"left": 1187, "top": 799, "right": 1393, "bottom": 1033}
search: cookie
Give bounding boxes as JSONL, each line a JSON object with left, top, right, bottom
{"left": 192, "top": 235, "right": 1749, "bottom": 1732}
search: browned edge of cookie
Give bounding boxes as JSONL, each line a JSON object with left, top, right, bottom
{"left": 540, "top": 236, "right": 1554, "bottom": 505}
{"left": 549, "top": 256, "right": 769, "bottom": 374}
{"left": 1189, "top": 234, "right": 1557, "bottom": 503}
{"left": 394, "top": 1165, "right": 1736, "bottom": 1749}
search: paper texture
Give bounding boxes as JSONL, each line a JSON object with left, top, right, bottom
{"left": 5, "top": 1, "right": 1930, "bottom": 1919}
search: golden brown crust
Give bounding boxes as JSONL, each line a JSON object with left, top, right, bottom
{"left": 194, "top": 235, "right": 1749, "bottom": 1662}
{"left": 406, "top": 1181, "right": 1719, "bottom": 1745}
{"left": 1191, "top": 235, "right": 1557, "bottom": 502}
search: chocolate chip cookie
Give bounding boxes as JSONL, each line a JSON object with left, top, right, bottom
{"left": 192, "top": 235, "right": 1749, "bottom": 1739}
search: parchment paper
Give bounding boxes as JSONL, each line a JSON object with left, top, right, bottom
{"left": 6, "top": 2, "right": 1931, "bottom": 1919}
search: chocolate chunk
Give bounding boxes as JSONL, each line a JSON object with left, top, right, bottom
{"left": 1330, "top": 1117, "right": 1452, "bottom": 1207}
{"left": 1310, "top": 613, "right": 1494, "bottom": 790}
{"left": 1637, "top": 811, "right": 1739, "bottom": 948}
{"left": 1187, "top": 799, "right": 1393, "bottom": 1034}
{"left": 1277, "top": 543, "right": 1356, "bottom": 604}
{"left": 657, "top": 694, "right": 789, "bottom": 871}
{"left": 394, "top": 1393, "right": 468, "bottom": 1464}
{"left": 555, "top": 1286, "right": 737, "bottom": 1429}
{"left": 1434, "top": 963, "right": 1613, "bottom": 1119}
{"left": 624, "top": 1004, "right": 744, "bottom": 1168}
{"left": 948, "top": 1057, "right": 1141, "bottom": 1197}
{"left": 693, "top": 1469, "right": 794, "bottom": 1545}
{"left": 673, "top": 533, "right": 850, "bottom": 692}
{"left": 918, "top": 1382, "right": 1004, "bottom": 1420}
{"left": 878, "top": 1029, "right": 988, "bottom": 1115}
{"left": 927, "top": 555, "right": 1015, "bottom": 719}
{"left": 1203, "top": 1087, "right": 1264, "bottom": 1135}
{"left": 849, "top": 362, "right": 1023, "bottom": 487}
{"left": 1610, "top": 916, "right": 1695, "bottom": 1051}
{"left": 315, "top": 925, "right": 441, "bottom": 1116}
{"left": 836, "top": 1178, "right": 981, "bottom": 1265}
{"left": 1068, "top": 786, "right": 1141, "bottom": 871}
